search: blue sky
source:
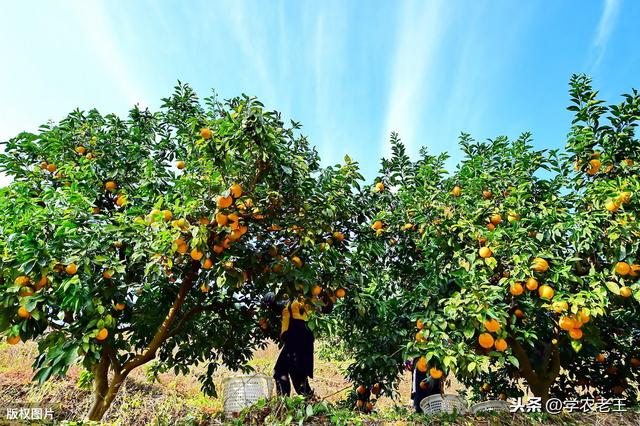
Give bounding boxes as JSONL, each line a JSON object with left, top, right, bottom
{"left": 1, "top": 0, "right": 639, "bottom": 185}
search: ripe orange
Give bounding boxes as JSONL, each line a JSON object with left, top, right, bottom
{"left": 429, "top": 367, "right": 443, "bottom": 379}
{"left": 176, "top": 161, "right": 186, "bottom": 170}
{"left": 482, "top": 190, "right": 492, "bottom": 199}
{"left": 538, "top": 285, "right": 554, "bottom": 300}
{"left": 35, "top": 276, "right": 49, "bottom": 290}
{"left": 336, "top": 288, "right": 346, "bottom": 298}
{"left": 291, "top": 256, "right": 303, "bottom": 267}
{"left": 115, "top": 303, "right": 125, "bottom": 311}
{"left": 215, "top": 213, "right": 228, "bottom": 227}
{"left": 356, "top": 400, "right": 364, "bottom": 408}
{"left": 366, "top": 402, "right": 374, "bottom": 411}
{"left": 105, "top": 181, "right": 117, "bottom": 191}
{"left": 65, "top": 263, "right": 78, "bottom": 275}
{"left": 479, "top": 247, "right": 493, "bottom": 259}
{"left": 551, "top": 300, "right": 568, "bottom": 313}
{"left": 416, "top": 319, "right": 424, "bottom": 330}
{"left": 451, "top": 186, "right": 461, "bottom": 197}
{"left": 356, "top": 384, "right": 367, "bottom": 394}
{"left": 569, "top": 328, "right": 583, "bottom": 340}
{"left": 630, "top": 358, "right": 640, "bottom": 367}
{"left": 494, "top": 338, "right": 508, "bottom": 351}
{"left": 375, "top": 182, "right": 384, "bottom": 192}
{"left": 7, "top": 335, "right": 21, "bottom": 345}
{"left": 312, "top": 285, "right": 322, "bottom": 296}
{"left": 531, "top": 257, "right": 549, "bottom": 272}
{"left": 96, "top": 328, "right": 109, "bottom": 341}
{"left": 272, "top": 263, "right": 284, "bottom": 273}
{"left": 559, "top": 316, "right": 576, "bottom": 330}
{"left": 371, "top": 220, "right": 383, "bottom": 230}
{"left": 620, "top": 286, "right": 632, "bottom": 298}
{"left": 514, "top": 309, "right": 524, "bottom": 319}
{"left": 217, "top": 196, "right": 233, "bottom": 209}
{"left": 510, "top": 282, "right": 524, "bottom": 296}
{"left": 484, "top": 319, "right": 500, "bottom": 332}
{"left": 75, "top": 146, "right": 86, "bottom": 155}
{"left": 419, "top": 380, "right": 428, "bottom": 389}
{"left": 227, "top": 213, "right": 240, "bottom": 223}
{"left": 595, "top": 353, "right": 607, "bottom": 363}
{"left": 115, "top": 195, "right": 127, "bottom": 207}
{"left": 20, "top": 287, "right": 34, "bottom": 297}
{"left": 525, "top": 277, "right": 539, "bottom": 291}
{"left": 203, "top": 258, "right": 213, "bottom": 269}
{"left": 371, "top": 383, "right": 381, "bottom": 395}
{"left": 200, "top": 284, "right": 210, "bottom": 293}
{"left": 416, "top": 356, "right": 428, "bottom": 372}
{"left": 229, "top": 184, "right": 243, "bottom": 198}
{"left": 177, "top": 244, "right": 188, "bottom": 254}
{"left": 213, "top": 245, "right": 224, "bottom": 254}
{"left": 478, "top": 333, "right": 494, "bottom": 349}
{"left": 190, "top": 249, "right": 204, "bottom": 261}
{"left": 200, "top": 127, "right": 212, "bottom": 140}
{"left": 586, "top": 158, "right": 601, "bottom": 175}
{"left": 615, "top": 262, "right": 631, "bottom": 276}
{"left": 333, "top": 231, "right": 345, "bottom": 241}
{"left": 163, "top": 210, "right": 173, "bottom": 221}
{"left": 487, "top": 223, "right": 496, "bottom": 231}
{"left": 415, "top": 331, "right": 426, "bottom": 342}
{"left": 199, "top": 217, "right": 211, "bottom": 225}
{"left": 577, "top": 310, "right": 590, "bottom": 324}
{"left": 490, "top": 214, "right": 502, "bottom": 225}
{"left": 618, "top": 191, "right": 632, "bottom": 204}
{"left": 46, "top": 164, "right": 57, "bottom": 173}
{"left": 102, "top": 270, "right": 112, "bottom": 279}
{"left": 17, "top": 306, "right": 31, "bottom": 319}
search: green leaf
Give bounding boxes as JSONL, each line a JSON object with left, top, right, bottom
{"left": 605, "top": 281, "right": 620, "bottom": 295}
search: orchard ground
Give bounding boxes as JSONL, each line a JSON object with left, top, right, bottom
{"left": 1, "top": 341, "right": 639, "bottom": 425}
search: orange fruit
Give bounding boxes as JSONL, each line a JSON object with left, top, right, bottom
{"left": 577, "top": 310, "right": 590, "bottom": 324}
{"left": 415, "top": 331, "right": 426, "bottom": 342}
{"left": 356, "top": 384, "right": 367, "bottom": 394}
{"left": 451, "top": 186, "right": 461, "bottom": 197}
{"left": 199, "top": 217, "right": 211, "bottom": 225}
{"left": 230, "top": 184, "right": 243, "bottom": 198}
{"left": 484, "top": 319, "right": 500, "bottom": 332}
{"left": 200, "top": 284, "right": 210, "bottom": 293}
{"left": 538, "top": 285, "right": 555, "bottom": 300}
{"left": 19, "top": 287, "right": 34, "bottom": 297}
{"left": 102, "top": 270, "right": 112, "bottom": 279}
{"left": 35, "top": 276, "right": 49, "bottom": 290}
{"left": 586, "top": 158, "right": 601, "bottom": 175}
{"left": 115, "top": 195, "right": 127, "bottom": 207}
{"left": 336, "top": 288, "right": 346, "bottom": 298}
{"left": 200, "top": 128, "right": 212, "bottom": 140}
{"left": 630, "top": 358, "right": 640, "bottom": 368}
{"left": 105, "top": 181, "right": 117, "bottom": 191}
{"left": 510, "top": 282, "right": 524, "bottom": 296}
{"left": 65, "top": 263, "right": 78, "bottom": 275}
{"left": 596, "top": 353, "right": 606, "bottom": 363}
{"left": 217, "top": 196, "right": 233, "bottom": 209}
{"left": 429, "top": 367, "right": 443, "bottom": 379}
{"left": 615, "top": 262, "right": 631, "bottom": 276}
{"left": 177, "top": 244, "right": 188, "bottom": 254}
{"left": 356, "top": 400, "right": 364, "bottom": 408}
{"left": 190, "top": 249, "right": 204, "bottom": 261}
{"left": 494, "top": 338, "right": 508, "bottom": 351}
{"left": 569, "top": 328, "right": 583, "bottom": 340}
{"left": 213, "top": 245, "right": 224, "bottom": 254}
{"left": 487, "top": 223, "right": 496, "bottom": 231}
{"left": 479, "top": 247, "right": 493, "bottom": 259}
{"left": 416, "top": 319, "right": 424, "bottom": 330}
{"left": 531, "top": 257, "right": 549, "bottom": 272}
{"left": 514, "top": 309, "right": 524, "bottom": 319}
{"left": 7, "top": 335, "right": 21, "bottom": 345}
{"left": 203, "top": 259, "right": 214, "bottom": 269}
{"left": 96, "top": 328, "right": 108, "bottom": 341}
{"left": 17, "top": 306, "right": 31, "bottom": 319}
{"left": 419, "top": 381, "right": 428, "bottom": 390}
{"left": 490, "top": 214, "right": 502, "bottom": 225}
{"left": 291, "top": 256, "right": 303, "bottom": 267}
{"left": 416, "top": 356, "right": 428, "bottom": 372}
{"left": 551, "top": 301, "right": 569, "bottom": 313}
{"left": 176, "top": 160, "right": 186, "bottom": 170}
{"left": 620, "top": 286, "right": 632, "bottom": 298}
{"left": 46, "top": 164, "right": 57, "bottom": 173}
{"left": 75, "top": 146, "right": 86, "bottom": 154}
{"left": 525, "top": 277, "right": 539, "bottom": 291}
{"left": 618, "top": 192, "right": 632, "bottom": 204}
{"left": 163, "top": 210, "right": 173, "bottom": 221}
{"left": 115, "top": 303, "right": 125, "bottom": 311}
{"left": 371, "top": 220, "right": 383, "bottom": 231}
{"left": 371, "top": 383, "right": 381, "bottom": 395}
{"left": 311, "top": 285, "right": 322, "bottom": 296}
{"left": 482, "top": 190, "right": 492, "bottom": 199}
{"left": 478, "top": 333, "right": 494, "bottom": 349}
{"left": 215, "top": 213, "right": 228, "bottom": 227}
{"left": 14, "top": 276, "right": 30, "bottom": 286}
{"left": 333, "top": 231, "right": 345, "bottom": 241}
{"left": 227, "top": 213, "right": 240, "bottom": 223}
{"left": 559, "top": 315, "right": 577, "bottom": 331}
{"left": 374, "top": 182, "right": 384, "bottom": 192}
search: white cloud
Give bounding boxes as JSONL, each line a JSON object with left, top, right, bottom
{"left": 592, "top": 0, "right": 621, "bottom": 68}
{"left": 381, "top": 0, "right": 447, "bottom": 157}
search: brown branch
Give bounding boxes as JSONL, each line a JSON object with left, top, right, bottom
{"left": 104, "top": 344, "right": 122, "bottom": 376}
{"left": 507, "top": 334, "right": 536, "bottom": 383}
{"left": 121, "top": 261, "right": 200, "bottom": 375}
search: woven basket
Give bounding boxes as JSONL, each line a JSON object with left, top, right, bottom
{"left": 222, "top": 374, "right": 274, "bottom": 415}
{"left": 420, "top": 394, "right": 468, "bottom": 414}
{"left": 469, "top": 400, "right": 510, "bottom": 413}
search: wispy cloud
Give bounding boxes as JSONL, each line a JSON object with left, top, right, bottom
{"left": 381, "top": 0, "right": 448, "bottom": 157}
{"left": 591, "top": 0, "right": 621, "bottom": 68}
{"left": 70, "top": 1, "right": 147, "bottom": 107}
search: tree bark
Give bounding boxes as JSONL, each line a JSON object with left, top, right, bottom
{"left": 508, "top": 335, "right": 560, "bottom": 405}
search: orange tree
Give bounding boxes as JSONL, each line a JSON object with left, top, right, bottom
{"left": 405, "top": 76, "right": 640, "bottom": 403}
{"left": 0, "top": 84, "right": 362, "bottom": 420}
{"left": 317, "top": 136, "right": 447, "bottom": 411}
